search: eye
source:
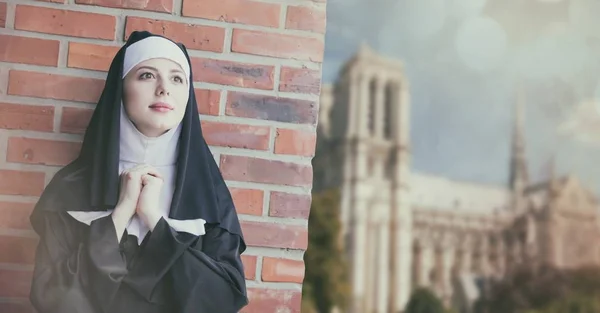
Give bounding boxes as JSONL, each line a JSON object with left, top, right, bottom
{"left": 139, "top": 72, "right": 155, "bottom": 80}
{"left": 173, "top": 75, "right": 184, "bottom": 84}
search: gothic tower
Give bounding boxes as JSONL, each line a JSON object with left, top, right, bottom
{"left": 509, "top": 87, "right": 529, "bottom": 213}
{"left": 317, "top": 43, "right": 412, "bottom": 313}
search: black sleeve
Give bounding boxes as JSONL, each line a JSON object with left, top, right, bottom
{"left": 30, "top": 212, "right": 128, "bottom": 313}
{"left": 125, "top": 218, "right": 249, "bottom": 313}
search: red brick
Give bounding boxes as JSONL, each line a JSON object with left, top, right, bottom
{"left": 269, "top": 192, "right": 311, "bottom": 219}
{"left": 0, "top": 202, "right": 35, "bottom": 230}
{"left": 125, "top": 17, "right": 225, "bottom": 53}
{"left": 0, "top": 302, "right": 34, "bottom": 313}
{"left": 60, "top": 107, "right": 94, "bottom": 134}
{"left": 0, "top": 170, "right": 45, "bottom": 196}
{"left": 195, "top": 89, "right": 220, "bottom": 116}
{"left": 68, "top": 42, "right": 119, "bottom": 72}
{"left": 220, "top": 155, "right": 312, "bottom": 187}
{"left": 274, "top": 128, "right": 316, "bottom": 157}
{"left": 226, "top": 91, "right": 317, "bottom": 125}
{"left": 240, "top": 221, "right": 307, "bottom": 250}
{"left": 201, "top": 121, "right": 270, "bottom": 150}
{"left": 241, "top": 255, "right": 257, "bottom": 280}
{"left": 0, "top": 103, "right": 54, "bottom": 132}
{"left": 261, "top": 257, "right": 305, "bottom": 283}
{"left": 191, "top": 58, "right": 274, "bottom": 90}
{"left": 244, "top": 288, "right": 301, "bottom": 313}
{"left": 182, "top": 0, "right": 280, "bottom": 28}
{"left": 8, "top": 71, "right": 104, "bottom": 103}
{"left": 14, "top": 5, "right": 116, "bottom": 40}
{"left": 0, "top": 35, "right": 60, "bottom": 66}
{"left": 231, "top": 29, "right": 324, "bottom": 62}
{"left": 279, "top": 67, "right": 321, "bottom": 94}
{"left": 286, "top": 5, "right": 327, "bottom": 33}
{"left": 76, "top": 0, "right": 173, "bottom": 13}
{"left": 7, "top": 137, "right": 81, "bottom": 166}
{"left": 0, "top": 269, "right": 33, "bottom": 298}
{"left": 0, "top": 236, "right": 38, "bottom": 264}
{"left": 0, "top": 3, "right": 6, "bottom": 28}
{"left": 230, "top": 188, "right": 263, "bottom": 216}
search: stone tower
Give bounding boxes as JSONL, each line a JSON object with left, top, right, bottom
{"left": 316, "top": 44, "right": 412, "bottom": 313}
{"left": 509, "top": 87, "right": 529, "bottom": 214}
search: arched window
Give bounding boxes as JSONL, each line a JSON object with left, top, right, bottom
{"left": 385, "top": 150, "right": 395, "bottom": 180}
{"left": 368, "top": 79, "right": 377, "bottom": 135}
{"left": 384, "top": 82, "right": 395, "bottom": 139}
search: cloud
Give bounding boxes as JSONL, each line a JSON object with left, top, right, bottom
{"left": 321, "top": 0, "right": 600, "bottom": 193}
{"left": 557, "top": 100, "right": 600, "bottom": 146}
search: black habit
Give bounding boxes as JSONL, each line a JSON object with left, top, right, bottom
{"left": 28, "top": 31, "right": 249, "bottom": 313}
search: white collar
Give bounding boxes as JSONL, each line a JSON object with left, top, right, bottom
{"left": 119, "top": 103, "right": 181, "bottom": 166}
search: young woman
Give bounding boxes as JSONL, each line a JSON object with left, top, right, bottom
{"left": 28, "top": 31, "right": 248, "bottom": 313}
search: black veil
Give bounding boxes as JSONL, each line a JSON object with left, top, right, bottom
{"left": 31, "top": 31, "right": 245, "bottom": 251}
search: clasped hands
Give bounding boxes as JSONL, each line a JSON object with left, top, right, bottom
{"left": 112, "top": 164, "right": 164, "bottom": 239}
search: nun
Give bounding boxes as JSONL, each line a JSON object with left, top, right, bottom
{"left": 28, "top": 31, "right": 248, "bottom": 313}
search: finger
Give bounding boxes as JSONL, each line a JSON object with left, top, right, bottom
{"left": 127, "top": 166, "right": 149, "bottom": 179}
{"left": 141, "top": 174, "right": 151, "bottom": 185}
{"left": 133, "top": 164, "right": 163, "bottom": 179}
{"left": 141, "top": 173, "right": 158, "bottom": 180}
{"left": 144, "top": 168, "right": 163, "bottom": 179}
{"left": 130, "top": 164, "right": 158, "bottom": 175}
{"left": 125, "top": 170, "right": 144, "bottom": 182}
{"left": 141, "top": 174, "right": 162, "bottom": 187}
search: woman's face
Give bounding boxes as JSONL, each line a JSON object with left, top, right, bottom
{"left": 123, "top": 58, "right": 189, "bottom": 137}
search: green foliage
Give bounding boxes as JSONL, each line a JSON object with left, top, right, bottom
{"left": 523, "top": 293, "right": 600, "bottom": 313}
{"left": 405, "top": 288, "right": 446, "bottom": 313}
{"left": 302, "top": 188, "right": 351, "bottom": 313}
{"left": 476, "top": 264, "right": 600, "bottom": 313}
{"left": 301, "top": 283, "right": 318, "bottom": 313}
{"left": 541, "top": 294, "right": 600, "bottom": 313}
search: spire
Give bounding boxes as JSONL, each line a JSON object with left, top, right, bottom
{"left": 548, "top": 153, "right": 556, "bottom": 182}
{"left": 509, "top": 86, "right": 529, "bottom": 190}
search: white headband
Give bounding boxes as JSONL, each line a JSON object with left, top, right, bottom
{"left": 122, "top": 36, "right": 191, "bottom": 80}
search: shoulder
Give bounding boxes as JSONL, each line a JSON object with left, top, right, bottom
{"left": 36, "top": 161, "right": 91, "bottom": 213}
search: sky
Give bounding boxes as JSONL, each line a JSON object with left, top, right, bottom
{"left": 320, "top": 0, "right": 600, "bottom": 194}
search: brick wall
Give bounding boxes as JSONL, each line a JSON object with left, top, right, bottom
{"left": 0, "top": 0, "right": 325, "bottom": 312}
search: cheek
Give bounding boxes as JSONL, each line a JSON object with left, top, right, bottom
{"left": 174, "top": 87, "right": 190, "bottom": 111}
{"left": 124, "top": 82, "right": 152, "bottom": 110}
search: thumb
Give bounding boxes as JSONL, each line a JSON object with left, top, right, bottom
{"left": 141, "top": 174, "right": 153, "bottom": 186}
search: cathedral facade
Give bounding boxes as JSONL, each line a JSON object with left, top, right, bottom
{"left": 313, "top": 45, "right": 600, "bottom": 313}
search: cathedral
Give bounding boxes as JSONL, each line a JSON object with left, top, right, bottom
{"left": 312, "top": 44, "right": 600, "bottom": 313}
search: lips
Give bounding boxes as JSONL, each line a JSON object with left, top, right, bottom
{"left": 149, "top": 102, "right": 174, "bottom": 111}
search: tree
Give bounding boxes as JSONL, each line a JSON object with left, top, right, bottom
{"left": 476, "top": 264, "right": 600, "bottom": 313}
{"left": 405, "top": 288, "right": 446, "bottom": 313}
{"left": 302, "top": 188, "right": 351, "bottom": 313}
{"left": 540, "top": 294, "right": 600, "bottom": 313}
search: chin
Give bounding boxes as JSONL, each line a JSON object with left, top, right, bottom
{"left": 155, "top": 123, "right": 175, "bottom": 133}
{"left": 140, "top": 121, "right": 175, "bottom": 136}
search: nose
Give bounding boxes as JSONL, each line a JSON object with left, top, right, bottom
{"left": 156, "top": 79, "right": 170, "bottom": 96}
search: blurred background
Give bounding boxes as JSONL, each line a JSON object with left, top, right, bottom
{"left": 302, "top": 0, "right": 600, "bottom": 312}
